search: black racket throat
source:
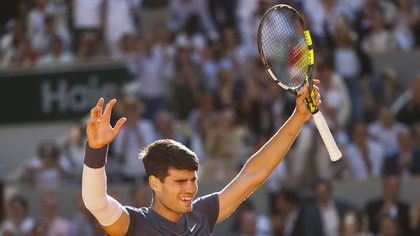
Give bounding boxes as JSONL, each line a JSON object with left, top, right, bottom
{"left": 273, "top": 78, "right": 318, "bottom": 114}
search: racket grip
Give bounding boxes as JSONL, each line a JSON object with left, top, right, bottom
{"left": 312, "top": 111, "right": 342, "bottom": 162}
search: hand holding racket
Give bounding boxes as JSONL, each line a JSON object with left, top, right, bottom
{"left": 257, "top": 4, "right": 342, "bottom": 161}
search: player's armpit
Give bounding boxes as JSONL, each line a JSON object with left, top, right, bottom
{"left": 102, "top": 209, "right": 130, "bottom": 236}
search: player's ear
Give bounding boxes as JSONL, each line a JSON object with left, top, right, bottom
{"left": 149, "top": 175, "right": 159, "bottom": 191}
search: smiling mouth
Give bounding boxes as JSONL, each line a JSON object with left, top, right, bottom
{"left": 181, "top": 197, "right": 192, "bottom": 201}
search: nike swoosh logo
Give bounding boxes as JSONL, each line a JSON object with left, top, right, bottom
{"left": 189, "top": 223, "right": 197, "bottom": 232}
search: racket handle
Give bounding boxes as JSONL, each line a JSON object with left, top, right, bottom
{"left": 312, "top": 111, "right": 342, "bottom": 162}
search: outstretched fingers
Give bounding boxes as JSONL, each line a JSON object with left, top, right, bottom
{"left": 91, "top": 98, "right": 104, "bottom": 118}
{"left": 103, "top": 99, "right": 117, "bottom": 119}
{"left": 113, "top": 117, "right": 127, "bottom": 135}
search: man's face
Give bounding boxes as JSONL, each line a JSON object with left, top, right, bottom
{"left": 153, "top": 169, "right": 198, "bottom": 222}
{"left": 384, "top": 176, "right": 400, "bottom": 201}
{"left": 316, "top": 183, "right": 330, "bottom": 203}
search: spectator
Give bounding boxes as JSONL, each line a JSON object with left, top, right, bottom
{"left": 342, "top": 120, "right": 385, "bottom": 180}
{"left": 9, "top": 38, "right": 39, "bottom": 67}
{"left": 112, "top": 33, "right": 136, "bottom": 61}
{"left": 364, "top": 175, "right": 413, "bottom": 235}
{"left": 208, "top": 0, "right": 237, "bottom": 31}
{"left": 139, "top": 0, "right": 168, "bottom": 35}
{"left": 396, "top": 74, "right": 420, "bottom": 127}
{"left": 26, "top": 0, "right": 54, "bottom": 40}
{"left": 378, "top": 215, "right": 401, "bottom": 236}
{"left": 198, "top": 44, "right": 228, "bottom": 93}
{"left": 368, "top": 106, "right": 409, "bottom": 159}
{"left": 103, "top": 0, "right": 138, "bottom": 54}
{"left": 76, "top": 33, "right": 107, "bottom": 61}
{"left": 315, "top": 53, "right": 352, "bottom": 130}
{"left": 111, "top": 94, "right": 156, "bottom": 182}
{"left": 340, "top": 210, "right": 364, "bottom": 236}
{"left": 303, "top": 178, "right": 358, "bottom": 236}
{"left": 220, "top": 26, "right": 247, "bottom": 77}
{"left": 70, "top": 0, "right": 105, "bottom": 50}
{"left": 170, "top": 64, "right": 200, "bottom": 120}
{"left": 302, "top": 0, "right": 349, "bottom": 44}
{"left": 39, "top": 193, "right": 73, "bottom": 236}
{"left": 237, "top": 0, "right": 270, "bottom": 57}
{"left": 32, "top": 14, "right": 72, "bottom": 55}
{"left": 152, "top": 109, "right": 186, "bottom": 143}
{"left": 392, "top": 0, "right": 417, "bottom": 51}
{"left": 0, "top": 19, "right": 25, "bottom": 67}
{"left": 235, "top": 0, "right": 258, "bottom": 57}
{"left": 289, "top": 122, "right": 332, "bottom": 187}
{"left": 15, "top": 0, "right": 31, "bottom": 26}
{"left": 173, "top": 14, "right": 208, "bottom": 58}
{"left": 154, "top": 24, "right": 176, "bottom": 65}
{"left": 326, "top": 14, "right": 369, "bottom": 121}
{"left": 265, "top": 136, "right": 290, "bottom": 214}
{"left": 61, "top": 122, "right": 87, "bottom": 177}
{"left": 20, "top": 140, "right": 71, "bottom": 188}
{"left": 135, "top": 33, "right": 171, "bottom": 119}
{"left": 202, "top": 108, "right": 245, "bottom": 181}
{"left": 37, "top": 35, "right": 75, "bottom": 65}
{"left": 383, "top": 128, "right": 420, "bottom": 177}
{"left": 30, "top": 219, "right": 49, "bottom": 236}
{"left": 70, "top": 191, "right": 99, "bottom": 236}
{"left": 167, "top": 0, "right": 218, "bottom": 40}
{"left": 274, "top": 189, "right": 305, "bottom": 236}
{"left": 230, "top": 199, "right": 272, "bottom": 236}
{"left": 188, "top": 111, "right": 212, "bottom": 167}
{"left": 187, "top": 90, "right": 217, "bottom": 132}
{"left": 239, "top": 210, "right": 270, "bottom": 236}
{"left": 361, "top": 11, "right": 397, "bottom": 55}
{"left": 368, "top": 68, "right": 400, "bottom": 120}
{"left": 0, "top": 194, "right": 35, "bottom": 235}
{"left": 270, "top": 213, "right": 285, "bottom": 236}
{"left": 213, "top": 61, "right": 237, "bottom": 109}
{"left": 353, "top": 0, "right": 397, "bottom": 40}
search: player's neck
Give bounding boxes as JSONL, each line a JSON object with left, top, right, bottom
{"left": 151, "top": 203, "right": 183, "bottom": 223}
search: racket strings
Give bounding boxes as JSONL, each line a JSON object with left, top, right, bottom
{"left": 260, "top": 9, "right": 309, "bottom": 89}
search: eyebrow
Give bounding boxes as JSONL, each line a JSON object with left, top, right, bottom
{"left": 174, "top": 177, "right": 197, "bottom": 183}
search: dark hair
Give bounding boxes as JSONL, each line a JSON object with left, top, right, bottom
{"left": 277, "top": 189, "right": 300, "bottom": 205}
{"left": 140, "top": 139, "right": 199, "bottom": 182}
{"left": 8, "top": 194, "right": 29, "bottom": 212}
{"left": 37, "top": 141, "right": 60, "bottom": 159}
{"left": 313, "top": 178, "right": 333, "bottom": 193}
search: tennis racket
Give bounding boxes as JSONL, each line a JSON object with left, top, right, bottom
{"left": 257, "top": 4, "right": 342, "bottom": 162}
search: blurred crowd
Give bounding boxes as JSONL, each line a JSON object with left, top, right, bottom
{"left": 1, "top": 0, "right": 420, "bottom": 235}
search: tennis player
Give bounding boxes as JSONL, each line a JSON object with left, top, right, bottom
{"left": 82, "top": 81, "right": 321, "bottom": 235}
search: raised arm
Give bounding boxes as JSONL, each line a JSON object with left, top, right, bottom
{"left": 82, "top": 98, "right": 130, "bottom": 236}
{"left": 216, "top": 83, "right": 319, "bottom": 223}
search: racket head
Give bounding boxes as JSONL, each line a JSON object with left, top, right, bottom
{"left": 257, "top": 4, "right": 314, "bottom": 96}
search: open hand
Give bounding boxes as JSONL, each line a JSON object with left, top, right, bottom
{"left": 87, "top": 98, "right": 126, "bottom": 148}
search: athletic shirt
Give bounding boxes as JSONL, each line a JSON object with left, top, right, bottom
{"left": 125, "top": 193, "right": 219, "bottom": 235}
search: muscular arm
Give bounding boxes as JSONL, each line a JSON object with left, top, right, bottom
{"left": 81, "top": 98, "right": 130, "bottom": 236}
{"left": 216, "top": 87, "right": 315, "bottom": 223}
{"left": 82, "top": 144, "right": 130, "bottom": 236}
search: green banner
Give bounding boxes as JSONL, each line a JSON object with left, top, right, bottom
{"left": 0, "top": 63, "right": 133, "bottom": 124}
